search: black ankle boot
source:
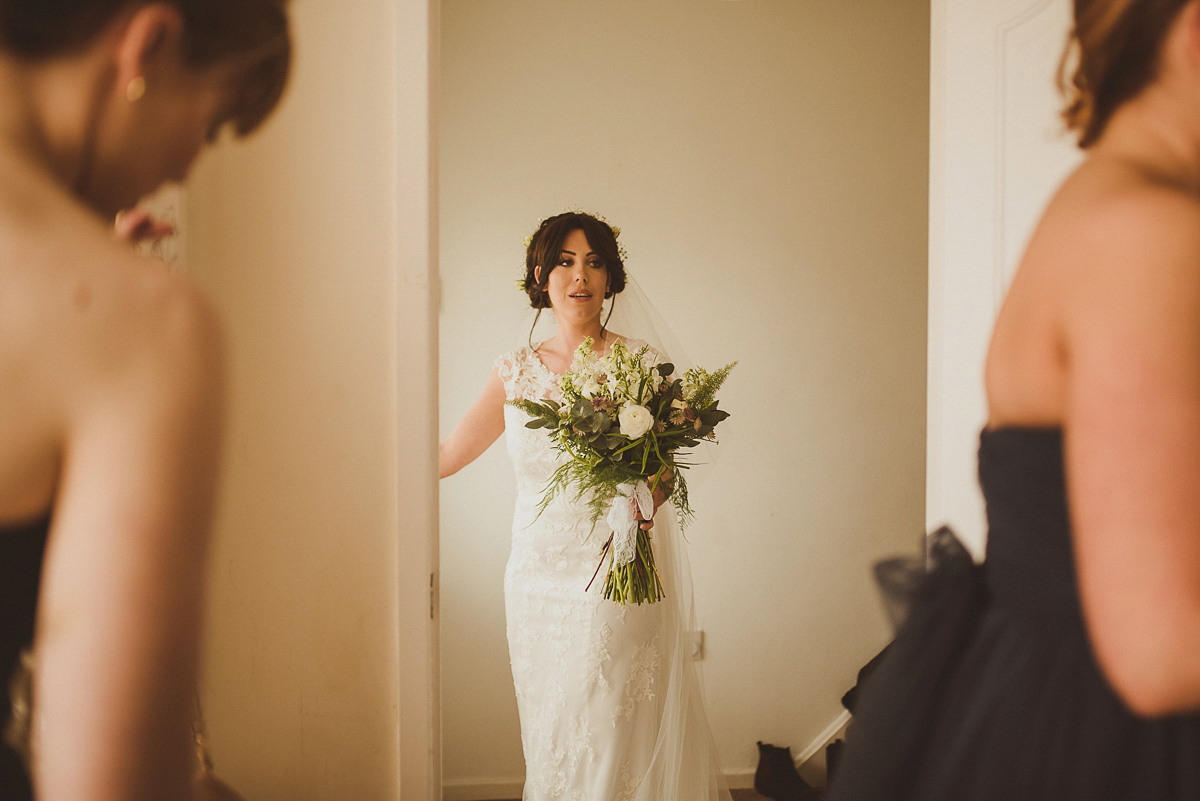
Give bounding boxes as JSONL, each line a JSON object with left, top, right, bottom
{"left": 753, "top": 741, "right": 818, "bottom": 800}
{"left": 825, "top": 739, "right": 844, "bottom": 785}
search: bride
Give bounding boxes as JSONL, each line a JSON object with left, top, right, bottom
{"left": 440, "top": 211, "right": 731, "bottom": 801}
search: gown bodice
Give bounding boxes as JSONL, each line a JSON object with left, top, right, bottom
{"left": 0, "top": 513, "right": 48, "bottom": 799}
{"left": 979, "top": 427, "right": 1082, "bottom": 625}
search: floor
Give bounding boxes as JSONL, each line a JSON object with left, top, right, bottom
{"left": 485, "top": 740, "right": 834, "bottom": 801}
{"left": 732, "top": 788, "right": 825, "bottom": 800}
{"left": 493, "top": 789, "right": 813, "bottom": 800}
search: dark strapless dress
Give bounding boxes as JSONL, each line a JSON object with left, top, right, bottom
{"left": 826, "top": 427, "right": 1200, "bottom": 801}
{"left": 0, "top": 514, "right": 48, "bottom": 800}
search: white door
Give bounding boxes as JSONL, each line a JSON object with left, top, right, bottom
{"left": 927, "top": 0, "right": 1082, "bottom": 555}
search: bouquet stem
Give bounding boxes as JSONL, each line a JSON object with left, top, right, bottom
{"left": 598, "top": 528, "right": 665, "bottom": 605}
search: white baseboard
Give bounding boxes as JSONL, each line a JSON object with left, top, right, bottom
{"left": 443, "top": 777, "right": 524, "bottom": 801}
{"left": 444, "top": 711, "right": 853, "bottom": 800}
{"left": 724, "top": 769, "right": 758, "bottom": 790}
{"left": 795, "top": 709, "right": 851, "bottom": 765}
{"left": 447, "top": 774, "right": 763, "bottom": 799}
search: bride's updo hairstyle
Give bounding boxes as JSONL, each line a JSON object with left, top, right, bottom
{"left": 0, "top": 0, "right": 291, "bottom": 136}
{"left": 1059, "top": 0, "right": 1188, "bottom": 148}
{"left": 522, "top": 212, "right": 627, "bottom": 310}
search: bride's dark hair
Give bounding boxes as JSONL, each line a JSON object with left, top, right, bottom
{"left": 522, "top": 212, "right": 627, "bottom": 310}
{"left": 0, "top": 0, "right": 291, "bottom": 135}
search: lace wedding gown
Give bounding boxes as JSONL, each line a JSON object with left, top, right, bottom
{"left": 495, "top": 343, "right": 730, "bottom": 801}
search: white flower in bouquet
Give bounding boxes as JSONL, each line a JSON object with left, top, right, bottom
{"left": 619, "top": 404, "right": 654, "bottom": 439}
{"left": 573, "top": 341, "right": 596, "bottom": 367}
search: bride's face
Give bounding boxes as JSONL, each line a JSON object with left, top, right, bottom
{"left": 545, "top": 228, "right": 609, "bottom": 325}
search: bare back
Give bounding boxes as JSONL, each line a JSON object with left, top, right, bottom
{"left": 0, "top": 156, "right": 107, "bottom": 525}
{"left": 0, "top": 146, "right": 227, "bottom": 797}
{"left": 0, "top": 150, "right": 209, "bottom": 521}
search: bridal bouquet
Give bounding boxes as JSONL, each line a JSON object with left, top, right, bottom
{"left": 511, "top": 338, "right": 734, "bottom": 605}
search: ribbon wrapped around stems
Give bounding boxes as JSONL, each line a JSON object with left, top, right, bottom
{"left": 588, "top": 479, "right": 665, "bottom": 605}
{"left": 606, "top": 480, "right": 654, "bottom": 565}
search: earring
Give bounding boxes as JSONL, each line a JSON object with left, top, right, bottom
{"left": 126, "top": 76, "right": 146, "bottom": 103}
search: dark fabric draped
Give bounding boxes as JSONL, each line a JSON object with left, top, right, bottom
{"left": 0, "top": 514, "right": 48, "bottom": 800}
{"left": 827, "top": 428, "right": 1200, "bottom": 801}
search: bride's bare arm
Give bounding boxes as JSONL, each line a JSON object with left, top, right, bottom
{"left": 1063, "top": 186, "right": 1200, "bottom": 717}
{"left": 33, "top": 272, "right": 224, "bottom": 801}
{"left": 439, "top": 369, "right": 506, "bottom": 478}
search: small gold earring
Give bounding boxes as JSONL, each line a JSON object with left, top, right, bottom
{"left": 126, "top": 76, "right": 146, "bottom": 103}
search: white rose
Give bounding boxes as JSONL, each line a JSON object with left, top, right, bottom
{"left": 619, "top": 404, "right": 654, "bottom": 439}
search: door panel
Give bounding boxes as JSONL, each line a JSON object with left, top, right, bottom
{"left": 928, "top": 0, "right": 1081, "bottom": 555}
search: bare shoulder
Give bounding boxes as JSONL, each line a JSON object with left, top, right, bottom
{"left": 1, "top": 221, "right": 225, "bottom": 414}
{"left": 986, "top": 158, "right": 1200, "bottom": 425}
{"left": 1016, "top": 159, "right": 1200, "bottom": 336}
{"left": 87, "top": 257, "right": 225, "bottom": 412}
{"left": 1040, "top": 160, "right": 1200, "bottom": 285}
{"left": 115, "top": 256, "right": 222, "bottom": 360}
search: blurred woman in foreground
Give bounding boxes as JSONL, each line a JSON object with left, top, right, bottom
{"left": 0, "top": 1, "right": 289, "bottom": 798}
{"left": 828, "top": 2, "right": 1200, "bottom": 799}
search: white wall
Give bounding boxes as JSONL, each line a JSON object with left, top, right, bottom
{"left": 438, "top": 0, "right": 929, "bottom": 790}
{"left": 180, "top": 2, "right": 431, "bottom": 798}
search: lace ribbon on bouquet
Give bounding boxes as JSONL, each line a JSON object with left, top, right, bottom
{"left": 606, "top": 480, "right": 654, "bottom": 565}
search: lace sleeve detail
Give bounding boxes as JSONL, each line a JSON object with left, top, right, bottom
{"left": 495, "top": 346, "right": 562, "bottom": 402}
{"left": 494, "top": 349, "right": 523, "bottom": 400}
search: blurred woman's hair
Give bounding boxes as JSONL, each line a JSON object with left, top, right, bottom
{"left": 1060, "top": 0, "right": 1190, "bottom": 148}
{"left": 0, "top": 0, "right": 291, "bottom": 135}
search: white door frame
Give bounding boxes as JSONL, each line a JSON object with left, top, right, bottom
{"left": 396, "top": 1, "right": 441, "bottom": 798}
